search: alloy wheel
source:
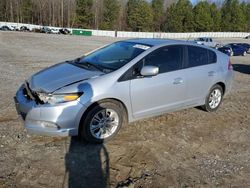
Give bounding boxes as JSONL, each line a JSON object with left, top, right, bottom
{"left": 208, "top": 89, "right": 222, "bottom": 109}
{"left": 90, "top": 108, "right": 119, "bottom": 139}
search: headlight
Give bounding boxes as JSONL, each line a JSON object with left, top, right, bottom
{"left": 37, "top": 92, "right": 83, "bottom": 104}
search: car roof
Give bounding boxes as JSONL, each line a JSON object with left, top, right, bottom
{"left": 124, "top": 38, "right": 191, "bottom": 47}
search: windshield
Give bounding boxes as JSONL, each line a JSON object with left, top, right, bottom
{"left": 76, "top": 41, "right": 151, "bottom": 71}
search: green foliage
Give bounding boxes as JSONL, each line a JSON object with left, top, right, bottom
{"left": 127, "top": 0, "right": 153, "bottom": 32}
{"left": 165, "top": 0, "right": 194, "bottom": 32}
{"left": 193, "top": 1, "right": 213, "bottom": 31}
{"left": 246, "top": 4, "right": 250, "bottom": 31}
{"left": 75, "top": 0, "right": 94, "bottom": 28}
{"left": 221, "top": 0, "right": 245, "bottom": 31}
{"left": 100, "top": 0, "right": 120, "bottom": 30}
{"left": 152, "top": 0, "right": 164, "bottom": 31}
{"left": 21, "top": 0, "right": 32, "bottom": 23}
{"left": 240, "top": 2, "right": 250, "bottom": 31}
{"left": 210, "top": 3, "right": 221, "bottom": 31}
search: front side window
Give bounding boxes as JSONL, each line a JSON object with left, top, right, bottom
{"left": 76, "top": 41, "right": 151, "bottom": 71}
{"left": 143, "top": 45, "right": 184, "bottom": 74}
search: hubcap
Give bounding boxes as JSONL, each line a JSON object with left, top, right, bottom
{"left": 90, "top": 109, "right": 119, "bottom": 139}
{"left": 208, "top": 89, "right": 222, "bottom": 109}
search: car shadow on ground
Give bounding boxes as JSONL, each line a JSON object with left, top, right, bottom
{"left": 233, "top": 64, "right": 250, "bottom": 75}
{"left": 63, "top": 82, "right": 110, "bottom": 188}
{"left": 64, "top": 137, "right": 110, "bottom": 188}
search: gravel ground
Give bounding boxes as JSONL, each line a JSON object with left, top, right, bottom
{"left": 0, "top": 31, "right": 250, "bottom": 188}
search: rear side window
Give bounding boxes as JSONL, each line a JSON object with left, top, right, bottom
{"left": 187, "top": 46, "right": 208, "bottom": 67}
{"left": 208, "top": 50, "right": 217, "bottom": 63}
{"left": 144, "top": 45, "right": 184, "bottom": 73}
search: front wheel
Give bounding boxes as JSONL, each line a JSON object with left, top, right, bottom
{"left": 202, "top": 84, "right": 224, "bottom": 112}
{"left": 243, "top": 51, "right": 247, "bottom": 56}
{"left": 80, "top": 100, "right": 126, "bottom": 143}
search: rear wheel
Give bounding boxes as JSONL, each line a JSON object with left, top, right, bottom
{"left": 80, "top": 100, "right": 126, "bottom": 143}
{"left": 243, "top": 51, "right": 247, "bottom": 56}
{"left": 202, "top": 84, "right": 224, "bottom": 112}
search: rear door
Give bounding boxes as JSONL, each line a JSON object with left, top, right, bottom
{"left": 184, "top": 45, "right": 217, "bottom": 105}
{"left": 130, "top": 45, "right": 188, "bottom": 119}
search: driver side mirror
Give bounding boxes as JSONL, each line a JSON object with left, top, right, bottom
{"left": 140, "top": 65, "right": 159, "bottom": 77}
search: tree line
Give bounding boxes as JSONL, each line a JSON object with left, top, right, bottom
{"left": 0, "top": 0, "right": 249, "bottom": 32}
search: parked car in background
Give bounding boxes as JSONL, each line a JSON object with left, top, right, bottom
{"left": 41, "top": 26, "right": 52, "bottom": 34}
{"left": 0, "top": 25, "right": 11, "bottom": 31}
{"left": 50, "top": 28, "right": 60, "bottom": 34}
{"left": 194, "top": 37, "right": 218, "bottom": 48}
{"left": 20, "top": 26, "right": 30, "bottom": 32}
{"left": 237, "top": 43, "right": 250, "bottom": 53}
{"left": 225, "top": 43, "right": 247, "bottom": 56}
{"left": 59, "top": 28, "right": 70, "bottom": 34}
{"left": 245, "top": 35, "right": 250, "bottom": 39}
{"left": 14, "top": 39, "right": 233, "bottom": 143}
{"left": 217, "top": 46, "right": 232, "bottom": 56}
{"left": 8, "top": 26, "right": 18, "bottom": 31}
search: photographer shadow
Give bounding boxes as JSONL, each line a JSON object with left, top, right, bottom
{"left": 64, "top": 137, "right": 109, "bottom": 188}
{"left": 58, "top": 82, "right": 110, "bottom": 188}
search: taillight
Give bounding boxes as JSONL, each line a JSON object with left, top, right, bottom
{"left": 228, "top": 60, "right": 233, "bottom": 70}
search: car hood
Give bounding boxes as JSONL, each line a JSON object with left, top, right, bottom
{"left": 27, "top": 62, "right": 103, "bottom": 93}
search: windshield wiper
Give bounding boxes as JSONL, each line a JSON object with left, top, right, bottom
{"left": 71, "top": 58, "right": 115, "bottom": 73}
{"left": 85, "top": 62, "right": 104, "bottom": 72}
{"left": 74, "top": 61, "right": 104, "bottom": 72}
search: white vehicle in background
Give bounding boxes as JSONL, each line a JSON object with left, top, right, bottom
{"left": 9, "top": 26, "right": 18, "bottom": 31}
{"left": 50, "top": 28, "right": 60, "bottom": 34}
{"left": 194, "top": 37, "right": 219, "bottom": 48}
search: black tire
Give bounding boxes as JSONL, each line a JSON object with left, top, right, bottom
{"left": 202, "top": 84, "right": 224, "bottom": 112}
{"left": 80, "top": 100, "right": 127, "bottom": 144}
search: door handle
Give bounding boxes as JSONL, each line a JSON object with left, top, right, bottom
{"left": 208, "top": 71, "right": 216, "bottom": 77}
{"left": 173, "top": 78, "right": 183, "bottom": 85}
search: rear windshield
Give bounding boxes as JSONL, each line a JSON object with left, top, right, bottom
{"left": 77, "top": 41, "right": 151, "bottom": 71}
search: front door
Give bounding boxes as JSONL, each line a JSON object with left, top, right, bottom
{"left": 130, "top": 45, "right": 187, "bottom": 119}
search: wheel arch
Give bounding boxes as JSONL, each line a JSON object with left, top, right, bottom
{"left": 78, "top": 98, "right": 129, "bottom": 135}
{"left": 215, "top": 82, "right": 226, "bottom": 94}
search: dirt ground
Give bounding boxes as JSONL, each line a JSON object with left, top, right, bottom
{"left": 0, "top": 31, "right": 250, "bottom": 188}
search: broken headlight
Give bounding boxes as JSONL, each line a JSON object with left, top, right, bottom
{"left": 37, "top": 92, "right": 83, "bottom": 104}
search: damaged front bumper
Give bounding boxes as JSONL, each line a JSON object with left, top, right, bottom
{"left": 14, "top": 84, "right": 87, "bottom": 136}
